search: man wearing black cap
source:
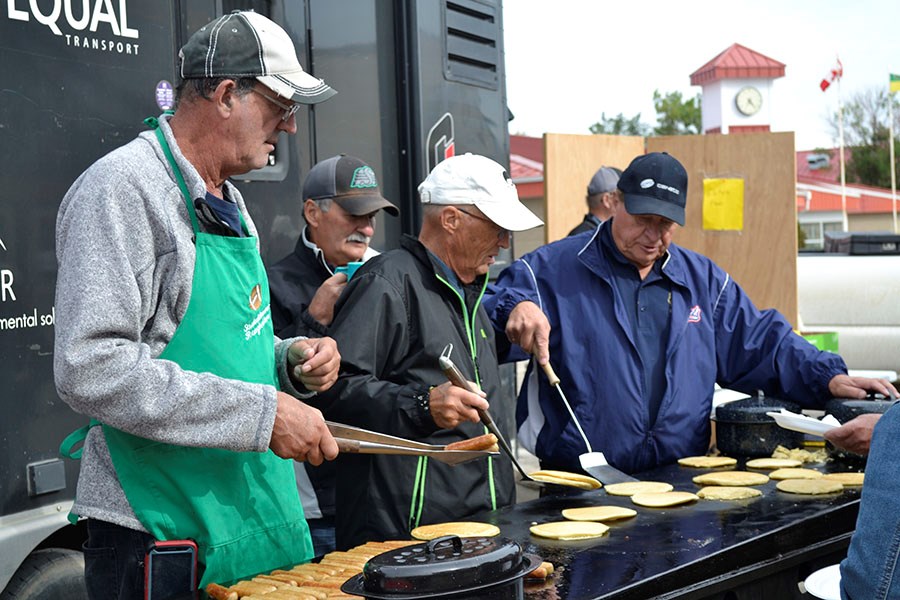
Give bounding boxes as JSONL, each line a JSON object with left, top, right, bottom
{"left": 54, "top": 10, "right": 342, "bottom": 597}
{"left": 568, "top": 166, "right": 621, "bottom": 236}
{"left": 484, "top": 152, "right": 894, "bottom": 476}
{"left": 268, "top": 154, "right": 398, "bottom": 554}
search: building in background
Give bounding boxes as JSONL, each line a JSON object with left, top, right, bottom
{"left": 511, "top": 135, "right": 899, "bottom": 253}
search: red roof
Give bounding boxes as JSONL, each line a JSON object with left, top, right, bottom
{"left": 510, "top": 154, "right": 542, "bottom": 180}
{"left": 796, "top": 147, "right": 899, "bottom": 214}
{"left": 510, "top": 135, "right": 543, "bottom": 162}
{"left": 510, "top": 135, "right": 544, "bottom": 181}
{"left": 690, "top": 43, "right": 786, "bottom": 85}
{"left": 796, "top": 148, "right": 848, "bottom": 183}
{"left": 796, "top": 186, "right": 900, "bottom": 215}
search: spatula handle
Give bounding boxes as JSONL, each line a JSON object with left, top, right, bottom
{"left": 541, "top": 362, "right": 561, "bottom": 387}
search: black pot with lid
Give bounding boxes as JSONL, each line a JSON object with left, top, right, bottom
{"left": 714, "top": 396, "right": 804, "bottom": 457}
{"left": 341, "top": 535, "right": 541, "bottom": 600}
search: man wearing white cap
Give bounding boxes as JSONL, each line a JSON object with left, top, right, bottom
{"left": 55, "top": 11, "right": 341, "bottom": 597}
{"left": 315, "top": 153, "right": 543, "bottom": 549}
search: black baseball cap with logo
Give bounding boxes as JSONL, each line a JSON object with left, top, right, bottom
{"left": 617, "top": 152, "right": 688, "bottom": 226}
{"left": 303, "top": 155, "right": 399, "bottom": 216}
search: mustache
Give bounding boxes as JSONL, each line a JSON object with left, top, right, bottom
{"left": 346, "top": 232, "right": 371, "bottom": 244}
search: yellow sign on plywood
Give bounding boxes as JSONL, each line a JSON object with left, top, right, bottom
{"left": 703, "top": 178, "right": 744, "bottom": 231}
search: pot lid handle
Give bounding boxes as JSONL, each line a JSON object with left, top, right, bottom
{"left": 424, "top": 535, "right": 463, "bottom": 556}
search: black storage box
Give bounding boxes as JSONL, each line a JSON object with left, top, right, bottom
{"left": 824, "top": 231, "right": 900, "bottom": 255}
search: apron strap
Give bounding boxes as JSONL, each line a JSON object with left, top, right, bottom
{"left": 59, "top": 418, "right": 101, "bottom": 460}
{"left": 59, "top": 418, "right": 101, "bottom": 525}
{"left": 144, "top": 115, "right": 201, "bottom": 235}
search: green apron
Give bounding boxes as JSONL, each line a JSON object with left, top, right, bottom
{"left": 63, "top": 117, "right": 312, "bottom": 586}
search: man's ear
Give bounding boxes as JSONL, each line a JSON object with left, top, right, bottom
{"left": 213, "top": 79, "right": 238, "bottom": 116}
{"left": 304, "top": 199, "right": 320, "bottom": 227}
{"left": 440, "top": 206, "right": 462, "bottom": 233}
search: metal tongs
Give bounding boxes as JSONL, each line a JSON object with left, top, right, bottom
{"left": 438, "top": 344, "right": 552, "bottom": 488}
{"left": 327, "top": 421, "right": 498, "bottom": 466}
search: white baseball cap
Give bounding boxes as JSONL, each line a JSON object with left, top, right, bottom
{"left": 418, "top": 154, "right": 543, "bottom": 232}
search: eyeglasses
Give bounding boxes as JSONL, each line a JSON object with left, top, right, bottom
{"left": 456, "top": 207, "right": 511, "bottom": 240}
{"left": 251, "top": 87, "right": 300, "bottom": 122}
{"left": 633, "top": 214, "right": 677, "bottom": 235}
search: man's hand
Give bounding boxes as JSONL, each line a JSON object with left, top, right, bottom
{"left": 827, "top": 374, "right": 897, "bottom": 399}
{"left": 506, "top": 301, "right": 551, "bottom": 365}
{"left": 824, "top": 413, "right": 882, "bottom": 455}
{"left": 307, "top": 273, "right": 348, "bottom": 326}
{"left": 288, "top": 337, "right": 341, "bottom": 392}
{"left": 428, "top": 381, "right": 489, "bottom": 429}
{"left": 270, "top": 392, "right": 339, "bottom": 464}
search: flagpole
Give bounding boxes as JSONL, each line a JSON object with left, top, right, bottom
{"left": 890, "top": 89, "right": 898, "bottom": 233}
{"left": 838, "top": 76, "right": 848, "bottom": 231}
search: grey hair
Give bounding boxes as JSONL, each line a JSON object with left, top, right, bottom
{"left": 301, "top": 197, "right": 333, "bottom": 223}
{"left": 174, "top": 77, "right": 256, "bottom": 108}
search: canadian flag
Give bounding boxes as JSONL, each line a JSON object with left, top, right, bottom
{"left": 820, "top": 58, "right": 843, "bottom": 91}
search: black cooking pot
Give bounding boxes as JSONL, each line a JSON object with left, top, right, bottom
{"left": 714, "top": 396, "right": 804, "bottom": 457}
{"left": 341, "top": 535, "right": 540, "bottom": 600}
{"left": 824, "top": 397, "right": 895, "bottom": 464}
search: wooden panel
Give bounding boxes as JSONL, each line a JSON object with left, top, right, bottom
{"left": 543, "top": 133, "right": 644, "bottom": 243}
{"left": 647, "top": 132, "right": 798, "bottom": 324}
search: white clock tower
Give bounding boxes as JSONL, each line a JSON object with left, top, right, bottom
{"left": 690, "top": 43, "right": 785, "bottom": 134}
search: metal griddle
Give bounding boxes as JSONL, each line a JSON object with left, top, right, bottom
{"left": 472, "top": 458, "right": 863, "bottom": 599}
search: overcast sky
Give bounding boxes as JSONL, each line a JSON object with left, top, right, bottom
{"left": 502, "top": 0, "right": 900, "bottom": 151}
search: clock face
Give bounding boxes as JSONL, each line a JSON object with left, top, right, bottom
{"left": 735, "top": 86, "right": 763, "bottom": 116}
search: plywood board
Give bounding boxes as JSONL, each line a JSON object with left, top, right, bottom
{"left": 544, "top": 133, "right": 644, "bottom": 243}
{"left": 647, "top": 133, "right": 797, "bottom": 324}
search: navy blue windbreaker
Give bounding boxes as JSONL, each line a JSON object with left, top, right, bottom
{"left": 484, "top": 224, "right": 846, "bottom": 474}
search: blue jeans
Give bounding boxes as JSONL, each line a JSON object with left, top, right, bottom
{"left": 840, "top": 404, "right": 900, "bottom": 599}
{"left": 307, "top": 517, "right": 336, "bottom": 557}
{"left": 82, "top": 519, "right": 201, "bottom": 600}
{"left": 83, "top": 519, "right": 153, "bottom": 600}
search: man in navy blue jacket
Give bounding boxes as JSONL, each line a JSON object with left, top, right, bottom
{"left": 484, "top": 152, "right": 893, "bottom": 474}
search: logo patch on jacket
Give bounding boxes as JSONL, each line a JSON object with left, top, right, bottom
{"left": 688, "top": 305, "right": 702, "bottom": 323}
{"left": 249, "top": 284, "right": 262, "bottom": 311}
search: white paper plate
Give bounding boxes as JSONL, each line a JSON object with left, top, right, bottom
{"left": 804, "top": 563, "right": 841, "bottom": 600}
{"left": 766, "top": 410, "right": 838, "bottom": 437}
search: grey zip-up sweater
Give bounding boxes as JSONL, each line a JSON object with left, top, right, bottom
{"left": 54, "top": 114, "right": 307, "bottom": 531}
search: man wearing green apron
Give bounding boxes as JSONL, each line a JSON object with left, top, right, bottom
{"left": 54, "top": 11, "right": 340, "bottom": 599}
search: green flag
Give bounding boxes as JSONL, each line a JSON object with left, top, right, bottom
{"left": 891, "top": 73, "right": 900, "bottom": 93}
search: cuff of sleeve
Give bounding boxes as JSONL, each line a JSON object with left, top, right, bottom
{"left": 816, "top": 356, "right": 848, "bottom": 399}
{"left": 495, "top": 289, "right": 535, "bottom": 325}
{"left": 407, "top": 385, "right": 438, "bottom": 434}
{"left": 255, "top": 385, "right": 280, "bottom": 452}
{"left": 276, "top": 337, "right": 316, "bottom": 400}
{"left": 300, "top": 308, "right": 329, "bottom": 336}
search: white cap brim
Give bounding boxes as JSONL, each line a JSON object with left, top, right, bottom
{"left": 479, "top": 198, "right": 544, "bottom": 232}
{"left": 259, "top": 71, "right": 336, "bottom": 105}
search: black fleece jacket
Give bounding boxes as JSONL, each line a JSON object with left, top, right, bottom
{"left": 315, "top": 235, "right": 516, "bottom": 549}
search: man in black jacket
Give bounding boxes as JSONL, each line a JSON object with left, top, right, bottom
{"left": 268, "top": 154, "right": 398, "bottom": 554}
{"left": 269, "top": 154, "right": 399, "bottom": 337}
{"left": 568, "top": 165, "right": 621, "bottom": 236}
{"left": 317, "top": 153, "right": 543, "bottom": 548}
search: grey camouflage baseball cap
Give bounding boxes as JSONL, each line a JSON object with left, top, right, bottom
{"left": 303, "top": 155, "right": 399, "bottom": 217}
